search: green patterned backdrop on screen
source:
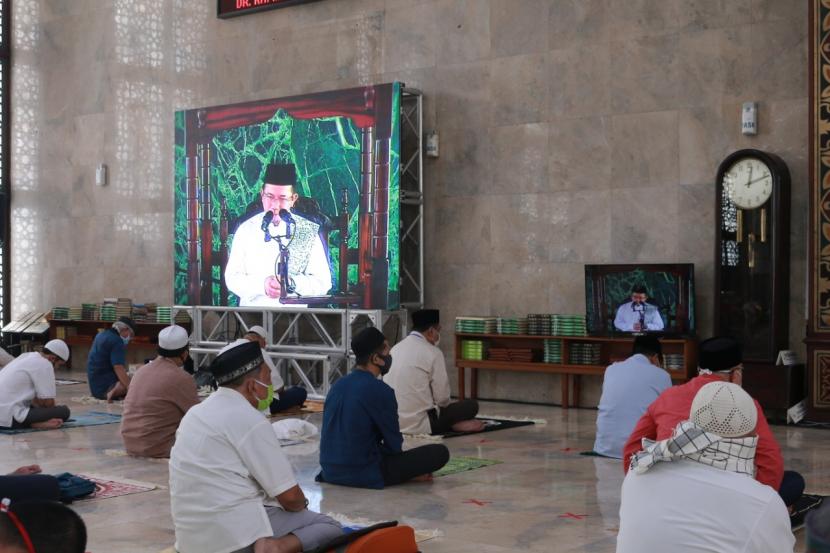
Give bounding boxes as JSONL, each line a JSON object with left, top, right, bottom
{"left": 173, "top": 98, "right": 401, "bottom": 306}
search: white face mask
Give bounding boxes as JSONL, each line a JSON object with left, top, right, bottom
{"left": 433, "top": 332, "right": 441, "bottom": 347}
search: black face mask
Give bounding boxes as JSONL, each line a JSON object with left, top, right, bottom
{"left": 377, "top": 354, "right": 393, "bottom": 376}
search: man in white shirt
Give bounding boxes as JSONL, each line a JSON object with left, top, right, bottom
{"left": 614, "top": 285, "right": 664, "bottom": 332}
{"left": 384, "top": 309, "right": 484, "bottom": 435}
{"left": 593, "top": 335, "right": 672, "bottom": 458}
{"left": 169, "top": 340, "right": 341, "bottom": 553}
{"left": 0, "top": 340, "right": 71, "bottom": 430}
{"left": 225, "top": 163, "right": 332, "bottom": 307}
{"left": 617, "top": 381, "right": 794, "bottom": 553}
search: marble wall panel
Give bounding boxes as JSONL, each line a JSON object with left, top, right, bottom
{"left": 11, "top": 0, "right": 811, "bottom": 402}
{"left": 548, "top": 43, "right": 611, "bottom": 118}
{"left": 490, "top": 53, "right": 548, "bottom": 127}
{"left": 490, "top": 0, "right": 549, "bottom": 58}
{"left": 610, "top": 111, "right": 679, "bottom": 188}
{"left": 490, "top": 123, "right": 549, "bottom": 195}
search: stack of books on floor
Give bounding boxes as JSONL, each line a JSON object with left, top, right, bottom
{"left": 663, "top": 353, "right": 684, "bottom": 371}
{"left": 460, "top": 340, "right": 486, "bottom": 361}
{"left": 569, "top": 343, "right": 602, "bottom": 365}
{"left": 101, "top": 299, "right": 117, "bottom": 321}
{"left": 156, "top": 306, "right": 172, "bottom": 323}
{"left": 81, "top": 303, "right": 99, "bottom": 320}
{"left": 51, "top": 306, "right": 70, "bottom": 320}
{"left": 527, "top": 314, "right": 552, "bottom": 336}
{"left": 487, "top": 347, "right": 534, "bottom": 363}
{"left": 551, "top": 314, "right": 587, "bottom": 337}
{"left": 543, "top": 339, "right": 563, "bottom": 363}
{"left": 455, "top": 317, "right": 497, "bottom": 334}
{"left": 496, "top": 317, "right": 528, "bottom": 335}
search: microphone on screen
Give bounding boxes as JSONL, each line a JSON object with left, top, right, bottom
{"left": 261, "top": 211, "right": 274, "bottom": 242}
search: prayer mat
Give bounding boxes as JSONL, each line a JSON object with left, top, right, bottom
{"left": 792, "top": 493, "right": 825, "bottom": 531}
{"left": 75, "top": 474, "right": 158, "bottom": 501}
{"left": 70, "top": 395, "right": 116, "bottom": 406}
{"left": 433, "top": 456, "right": 502, "bottom": 477}
{"left": 55, "top": 378, "right": 86, "bottom": 386}
{"left": 269, "top": 400, "right": 325, "bottom": 418}
{"left": 440, "top": 418, "right": 534, "bottom": 438}
{"left": 579, "top": 450, "right": 616, "bottom": 458}
{"left": 0, "top": 411, "right": 121, "bottom": 434}
{"left": 326, "top": 513, "right": 442, "bottom": 543}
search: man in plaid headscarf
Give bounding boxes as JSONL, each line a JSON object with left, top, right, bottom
{"left": 616, "top": 381, "right": 795, "bottom": 553}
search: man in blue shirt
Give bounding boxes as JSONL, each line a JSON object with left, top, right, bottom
{"left": 592, "top": 335, "right": 672, "bottom": 458}
{"left": 318, "top": 327, "right": 449, "bottom": 489}
{"left": 87, "top": 317, "right": 135, "bottom": 402}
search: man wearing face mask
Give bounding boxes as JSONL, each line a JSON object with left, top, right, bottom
{"left": 87, "top": 316, "right": 135, "bottom": 402}
{"left": 120, "top": 325, "right": 200, "bottom": 458}
{"left": 169, "top": 340, "right": 342, "bottom": 553}
{"left": 384, "top": 309, "right": 483, "bottom": 435}
{"left": 317, "top": 327, "right": 449, "bottom": 489}
{"left": 0, "top": 339, "right": 71, "bottom": 429}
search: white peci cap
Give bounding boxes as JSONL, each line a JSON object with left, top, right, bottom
{"left": 248, "top": 325, "right": 267, "bottom": 339}
{"left": 690, "top": 381, "right": 757, "bottom": 438}
{"left": 158, "top": 325, "right": 189, "bottom": 352}
{"left": 44, "top": 339, "right": 70, "bottom": 361}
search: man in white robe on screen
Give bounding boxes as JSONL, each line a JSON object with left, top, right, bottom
{"left": 225, "top": 163, "right": 331, "bottom": 307}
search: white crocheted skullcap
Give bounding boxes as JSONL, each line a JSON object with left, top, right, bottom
{"left": 690, "top": 381, "right": 757, "bottom": 438}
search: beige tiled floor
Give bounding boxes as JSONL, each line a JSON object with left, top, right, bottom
{"left": 2, "top": 372, "right": 823, "bottom": 552}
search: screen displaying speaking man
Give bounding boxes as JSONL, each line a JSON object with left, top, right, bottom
{"left": 225, "top": 163, "right": 332, "bottom": 307}
{"left": 614, "top": 285, "right": 664, "bottom": 332}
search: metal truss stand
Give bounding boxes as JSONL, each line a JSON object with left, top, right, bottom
{"left": 176, "top": 305, "right": 407, "bottom": 399}
{"left": 400, "top": 88, "right": 424, "bottom": 310}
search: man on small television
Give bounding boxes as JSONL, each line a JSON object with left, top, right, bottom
{"left": 614, "top": 285, "right": 664, "bottom": 332}
{"left": 225, "top": 163, "right": 332, "bottom": 306}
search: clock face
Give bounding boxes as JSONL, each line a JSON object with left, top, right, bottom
{"left": 722, "top": 157, "right": 773, "bottom": 209}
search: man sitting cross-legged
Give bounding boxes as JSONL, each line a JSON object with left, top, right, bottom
{"left": 384, "top": 309, "right": 484, "bottom": 435}
{"left": 169, "top": 340, "right": 342, "bottom": 553}
{"left": 120, "top": 325, "right": 199, "bottom": 458}
{"left": 318, "top": 327, "right": 449, "bottom": 489}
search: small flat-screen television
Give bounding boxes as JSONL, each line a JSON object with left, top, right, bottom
{"left": 584, "top": 264, "right": 696, "bottom": 336}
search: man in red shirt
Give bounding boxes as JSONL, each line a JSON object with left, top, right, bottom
{"left": 623, "top": 337, "right": 804, "bottom": 509}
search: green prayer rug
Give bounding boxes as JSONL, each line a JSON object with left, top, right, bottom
{"left": 433, "top": 456, "right": 502, "bottom": 477}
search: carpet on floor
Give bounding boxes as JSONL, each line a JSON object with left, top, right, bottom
{"left": 434, "top": 456, "right": 502, "bottom": 477}
{"left": 75, "top": 474, "right": 159, "bottom": 501}
{"left": 440, "top": 417, "right": 534, "bottom": 438}
{"left": 0, "top": 411, "right": 121, "bottom": 434}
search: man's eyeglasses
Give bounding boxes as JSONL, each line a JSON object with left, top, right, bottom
{"left": 262, "top": 192, "right": 294, "bottom": 202}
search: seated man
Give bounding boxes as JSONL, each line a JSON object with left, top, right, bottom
{"left": 87, "top": 317, "right": 135, "bottom": 402}
{"left": 169, "top": 340, "right": 341, "bottom": 553}
{"left": 0, "top": 340, "right": 71, "bottom": 430}
{"left": 614, "top": 284, "right": 664, "bottom": 332}
{"left": 120, "top": 325, "right": 199, "bottom": 458}
{"left": 384, "top": 309, "right": 483, "bottom": 434}
{"left": 593, "top": 335, "right": 671, "bottom": 458}
{"left": 617, "top": 381, "right": 794, "bottom": 553}
{"left": 225, "top": 163, "right": 332, "bottom": 307}
{"left": 0, "top": 499, "right": 88, "bottom": 553}
{"left": 623, "top": 337, "right": 805, "bottom": 510}
{"left": 318, "top": 327, "right": 450, "bottom": 489}
{"left": 245, "top": 325, "right": 308, "bottom": 414}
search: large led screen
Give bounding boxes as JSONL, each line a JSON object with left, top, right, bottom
{"left": 174, "top": 83, "right": 401, "bottom": 309}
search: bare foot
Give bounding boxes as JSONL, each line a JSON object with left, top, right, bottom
{"left": 451, "top": 419, "right": 486, "bottom": 433}
{"left": 10, "top": 464, "right": 42, "bottom": 475}
{"left": 30, "top": 419, "right": 63, "bottom": 430}
{"left": 411, "top": 473, "right": 434, "bottom": 482}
